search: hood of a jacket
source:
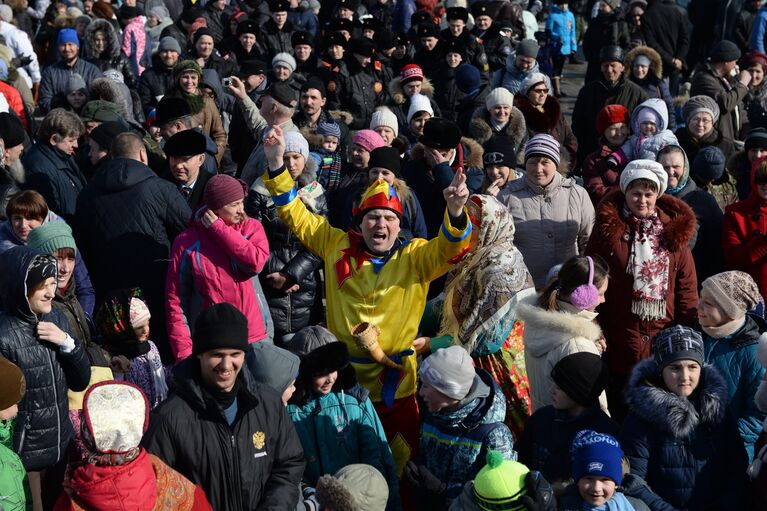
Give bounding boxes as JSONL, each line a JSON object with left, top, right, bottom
{"left": 630, "top": 97, "right": 669, "bottom": 133}
{"left": 426, "top": 369, "right": 505, "bottom": 429}
{"left": 83, "top": 18, "right": 121, "bottom": 60}
{"left": 92, "top": 158, "right": 155, "bottom": 192}
{"left": 625, "top": 358, "right": 728, "bottom": 439}
{"left": 0, "top": 245, "right": 49, "bottom": 322}
{"left": 67, "top": 449, "right": 157, "bottom": 510}
{"left": 516, "top": 294, "right": 601, "bottom": 358}
{"left": 625, "top": 45, "right": 663, "bottom": 79}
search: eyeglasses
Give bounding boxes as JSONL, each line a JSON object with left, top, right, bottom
{"left": 689, "top": 116, "right": 713, "bottom": 126}
{"left": 531, "top": 88, "right": 549, "bottom": 94}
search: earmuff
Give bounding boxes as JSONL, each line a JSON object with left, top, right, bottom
{"left": 568, "top": 256, "right": 600, "bottom": 310}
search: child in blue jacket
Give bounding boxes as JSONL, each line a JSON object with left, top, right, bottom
{"left": 546, "top": 0, "right": 577, "bottom": 97}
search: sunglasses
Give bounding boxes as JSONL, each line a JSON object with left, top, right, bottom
{"left": 531, "top": 88, "right": 549, "bottom": 94}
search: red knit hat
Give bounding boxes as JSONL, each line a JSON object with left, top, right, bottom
{"left": 741, "top": 50, "right": 767, "bottom": 72}
{"left": 596, "top": 104, "right": 630, "bottom": 134}
{"left": 204, "top": 174, "right": 248, "bottom": 210}
{"left": 400, "top": 64, "right": 424, "bottom": 85}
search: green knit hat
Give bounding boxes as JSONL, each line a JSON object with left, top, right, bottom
{"left": 27, "top": 222, "right": 77, "bottom": 255}
{"left": 173, "top": 59, "right": 202, "bottom": 80}
{"left": 472, "top": 451, "right": 529, "bottom": 511}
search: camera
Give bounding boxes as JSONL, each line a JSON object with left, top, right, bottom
{"left": 222, "top": 77, "right": 233, "bottom": 87}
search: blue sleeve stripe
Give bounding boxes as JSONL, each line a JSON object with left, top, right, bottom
{"left": 441, "top": 221, "right": 471, "bottom": 242}
{"left": 273, "top": 187, "right": 298, "bottom": 206}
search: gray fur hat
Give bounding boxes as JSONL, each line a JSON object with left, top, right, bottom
{"left": 316, "top": 464, "right": 389, "bottom": 511}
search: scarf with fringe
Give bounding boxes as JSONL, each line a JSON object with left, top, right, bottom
{"left": 624, "top": 207, "right": 670, "bottom": 321}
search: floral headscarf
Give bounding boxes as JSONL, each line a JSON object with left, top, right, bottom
{"left": 440, "top": 194, "right": 535, "bottom": 355}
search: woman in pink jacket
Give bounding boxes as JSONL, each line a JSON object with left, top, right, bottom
{"left": 166, "top": 175, "right": 270, "bottom": 361}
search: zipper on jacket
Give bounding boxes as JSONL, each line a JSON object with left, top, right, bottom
{"left": 17, "top": 414, "right": 31, "bottom": 455}
{"left": 48, "top": 350, "right": 61, "bottom": 463}
{"left": 231, "top": 433, "right": 244, "bottom": 510}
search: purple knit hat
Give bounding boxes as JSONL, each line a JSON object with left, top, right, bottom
{"left": 204, "top": 174, "right": 248, "bottom": 210}
{"left": 352, "top": 130, "right": 385, "bottom": 152}
{"left": 524, "top": 133, "right": 561, "bottom": 167}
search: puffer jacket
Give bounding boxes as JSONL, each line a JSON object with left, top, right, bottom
{"left": 516, "top": 404, "right": 619, "bottom": 485}
{"left": 585, "top": 191, "right": 698, "bottom": 376}
{"left": 37, "top": 58, "right": 102, "bottom": 114}
{"left": 0, "top": 418, "right": 27, "bottom": 511}
{"left": 0, "top": 246, "right": 90, "bottom": 471}
{"left": 246, "top": 165, "right": 326, "bottom": 341}
{"left": 138, "top": 53, "right": 175, "bottom": 115}
{"left": 468, "top": 105, "right": 528, "bottom": 165}
{"left": 82, "top": 19, "right": 137, "bottom": 89}
{"left": 403, "top": 138, "right": 484, "bottom": 237}
{"left": 142, "top": 357, "right": 305, "bottom": 511}
{"left": 420, "top": 368, "right": 516, "bottom": 501}
{"left": 287, "top": 390, "right": 400, "bottom": 508}
{"left": 22, "top": 142, "right": 87, "bottom": 224}
{"left": 620, "top": 359, "right": 748, "bottom": 511}
{"left": 491, "top": 53, "right": 553, "bottom": 96}
{"left": 166, "top": 208, "right": 270, "bottom": 361}
{"left": 54, "top": 449, "right": 213, "bottom": 511}
{"left": 516, "top": 294, "right": 606, "bottom": 412}
{"left": 702, "top": 315, "right": 767, "bottom": 461}
{"left": 498, "top": 172, "right": 595, "bottom": 288}
{"left": 616, "top": 98, "right": 678, "bottom": 162}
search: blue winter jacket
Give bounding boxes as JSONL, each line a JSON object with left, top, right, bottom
{"left": 751, "top": 5, "right": 767, "bottom": 52}
{"left": 702, "top": 314, "right": 767, "bottom": 461}
{"left": 288, "top": 387, "right": 401, "bottom": 510}
{"left": 546, "top": 6, "right": 577, "bottom": 55}
{"left": 620, "top": 359, "right": 749, "bottom": 511}
{"left": 491, "top": 53, "right": 554, "bottom": 96}
{"left": 419, "top": 369, "right": 516, "bottom": 501}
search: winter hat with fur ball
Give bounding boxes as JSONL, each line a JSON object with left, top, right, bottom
{"left": 316, "top": 464, "right": 389, "bottom": 511}
{"left": 701, "top": 271, "right": 761, "bottom": 320}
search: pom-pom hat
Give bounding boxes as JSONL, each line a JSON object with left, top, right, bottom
{"left": 473, "top": 450, "right": 529, "bottom": 511}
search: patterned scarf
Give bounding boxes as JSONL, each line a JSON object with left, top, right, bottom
{"left": 440, "top": 195, "right": 535, "bottom": 355}
{"left": 624, "top": 207, "right": 670, "bottom": 321}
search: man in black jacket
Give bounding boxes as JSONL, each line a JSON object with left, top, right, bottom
{"left": 162, "top": 129, "right": 212, "bottom": 211}
{"left": 74, "top": 132, "right": 191, "bottom": 361}
{"left": 641, "top": 0, "right": 689, "bottom": 95}
{"left": 143, "top": 303, "right": 305, "bottom": 511}
{"left": 138, "top": 37, "right": 181, "bottom": 115}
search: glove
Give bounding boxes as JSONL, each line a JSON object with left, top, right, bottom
{"left": 11, "top": 55, "right": 31, "bottom": 68}
{"left": 518, "top": 471, "right": 555, "bottom": 511}
{"left": 605, "top": 155, "right": 620, "bottom": 170}
{"left": 404, "top": 461, "right": 446, "bottom": 496}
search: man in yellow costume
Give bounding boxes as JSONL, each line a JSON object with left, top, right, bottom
{"left": 261, "top": 130, "right": 472, "bottom": 474}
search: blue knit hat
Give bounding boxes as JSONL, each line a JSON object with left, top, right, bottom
{"left": 57, "top": 28, "right": 79, "bottom": 47}
{"left": 317, "top": 121, "right": 341, "bottom": 139}
{"left": 454, "top": 64, "right": 481, "bottom": 94}
{"left": 691, "top": 146, "right": 726, "bottom": 184}
{"left": 571, "top": 430, "right": 624, "bottom": 485}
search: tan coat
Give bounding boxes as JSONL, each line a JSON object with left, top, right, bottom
{"left": 192, "top": 95, "right": 227, "bottom": 164}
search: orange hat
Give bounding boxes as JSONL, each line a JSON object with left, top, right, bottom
{"left": 596, "top": 104, "right": 630, "bottom": 134}
{"left": 353, "top": 179, "right": 403, "bottom": 218}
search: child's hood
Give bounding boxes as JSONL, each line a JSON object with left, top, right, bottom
{"left": 631, "top": 98, "right": 669, "bottom": 134}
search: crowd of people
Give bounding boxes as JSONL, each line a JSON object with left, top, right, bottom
{"left": 1, "top": 0, "right": 767, "bottom": 509}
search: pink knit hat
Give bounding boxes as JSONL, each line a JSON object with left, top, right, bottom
{"left": 204, "top": 174, "right": 248, "bottom": 210}
{"left": 352, "top": 130, "right": 385, "bottom": 153}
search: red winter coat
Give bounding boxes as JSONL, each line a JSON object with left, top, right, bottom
{"left": 54, "top": 449, "right": 212, "bottom": 510}
{"left": 166, "top": 211, "right": 270, "bottom": 361}
{"left": 582, "top": 139, "right": 623, "bottom": 205}
{"left": 0, "top": 81, "right": 28, "bottom": 131}
{"left": 586, "top": 191, "right": 699, "bottom": 376}
{"left": 723, "top": 158, "right": 767, "bottom": 298}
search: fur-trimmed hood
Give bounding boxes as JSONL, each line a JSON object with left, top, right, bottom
{"left": 389, "top": 76, "right": 435, "bottom": 105}
{"left": 514, "top": 94, "right": 562, "bottom": 134}
{"left": 625, "top": 358, "right": 728, "bottom": 439}
{"left": 516, "top": 294, "right": 602, "bottom": 358}
{"left": 89, "top": 77, "right": 132, "bottom": 121}
{"left": 593, "top": 190, "right": 697, "bottom": 252}
{"left": 624, "top": 45, "right": 663, "bottom": 80}
{"left": 83, "top": 18, "right": 121, "bottom": 60}
{"left": 468, "top": 106, "right": 527, "bottom": 148}
{"left": 409, "top": 136, "right": 484, "bottom": 169}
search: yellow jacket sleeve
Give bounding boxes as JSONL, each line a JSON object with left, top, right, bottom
{"left": 411, "top": 208, "right": 472, "bottom": 282}
{"left": 261, "top": 168, "right": 345, "bottom": 260}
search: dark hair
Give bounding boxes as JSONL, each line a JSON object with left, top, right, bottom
{"left": 53, "top": 247, "right": 76, "bottom": 259}
{"left": 537, "top": 255, "right": 609, "bottom": 311}
{"left": 624, "top": 177, "right": 659, "bottom": 193}
{"left": 754, "top": 158, "right": 767, "bottom": 184}
{"left": 6, "top": 190, "right": 49, "bottom": 221}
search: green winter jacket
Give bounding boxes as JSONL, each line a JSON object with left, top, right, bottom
{"left": 0, "top": 419, "right": 30, "bottom": 511}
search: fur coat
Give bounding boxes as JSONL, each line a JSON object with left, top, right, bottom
{"left": 514, "top": 94, "right": 578, "bottom": 170}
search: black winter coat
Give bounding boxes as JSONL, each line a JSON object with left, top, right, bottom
{"left": 202, "top": 3, "right": 229, "bottom": 42}
{"left": 339, "top": 59, "right": 390, "bottom": 129}
{"left": 0, "top": 166, "right": 19, "bottom": 221}
{"left": 0, "top": 246, "right": 90, "bottom": 471}
{"left": 673, "top": 179, "right": 725, "bottom": 283}
{"left": 674, "top": 126, "right": 735, "bottom": 165}
{"left": 620, "top": 359, "right": 749, "bottom": 511}
{"left": 22, "top": 142, "right": 87, "bottom": 225}
{"left": 516, "top": 404, "right": 619, "bottom": 485}
{"left": 138, "top": 55, "right": 176, "bottom": 114}
{"left": 246, "top": 170, "right": 326, "bottom": 340}
{"left": 641, "top": 0, "right": 690, "bottom": 75}
{"left": 262, "top": 19, "right": 295, "bottom": 60}
{"left": 142, "top": 358, "right": 306, "bottom": 511}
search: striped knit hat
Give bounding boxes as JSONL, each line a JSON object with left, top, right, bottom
{"left": 524, "top": 134, "right": 560, "bottom": 167}
{"left": 653, "top": 325, "right": 704, "bottom": 369}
